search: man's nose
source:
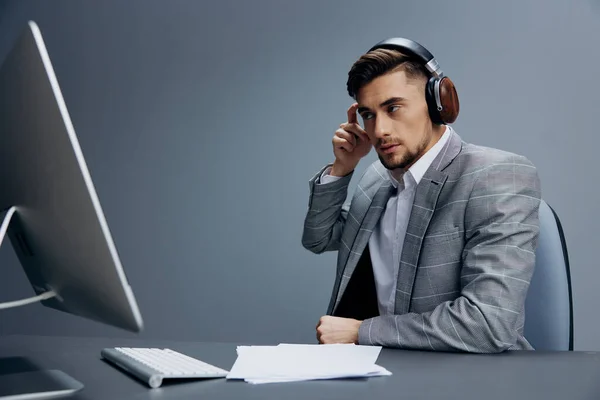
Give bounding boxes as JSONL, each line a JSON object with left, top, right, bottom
{"left": 372, "top": 116, "right": 391, "bottom": 140}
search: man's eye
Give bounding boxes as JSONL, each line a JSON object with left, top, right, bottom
{"left": 389, "top": 105, "right": 400, "bottom": 113}
{"left": 362, "top": 113, "right": 374, "bottom": 120}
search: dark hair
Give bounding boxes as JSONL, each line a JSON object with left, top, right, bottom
{"left": 346, "top": 48, "right": 429, "bottom": 99}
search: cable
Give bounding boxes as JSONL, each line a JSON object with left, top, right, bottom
{"left": 0, "top": 290, "right": 57, "bottom": 310}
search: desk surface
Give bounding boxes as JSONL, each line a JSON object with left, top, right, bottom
{"left": 1, "top": 334, "right": 599, "bottom": 400}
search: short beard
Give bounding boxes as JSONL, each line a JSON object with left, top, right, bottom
{"left": 378, "top": 131, "right": 431, "bottom": 171}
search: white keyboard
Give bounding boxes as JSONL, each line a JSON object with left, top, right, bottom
{"left": 101, "top": 347, "right": 229, "bottom": 388}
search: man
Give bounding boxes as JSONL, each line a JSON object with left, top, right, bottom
{"left": 301, "top": 38, "right": 541, "bottom": 353}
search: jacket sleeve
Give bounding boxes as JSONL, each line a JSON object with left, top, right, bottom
{"left": 301, "top": 164, "right": 353, "bottom": 254}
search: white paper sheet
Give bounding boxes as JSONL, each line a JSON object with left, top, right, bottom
{"left": 226, "top": 343, "right": 392, "bottom": 384}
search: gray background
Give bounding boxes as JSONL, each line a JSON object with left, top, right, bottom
{"left": 0, "top": 0, "right": 598, "bottom": 350}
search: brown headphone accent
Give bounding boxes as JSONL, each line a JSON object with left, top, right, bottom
{"left": 439, "top": 77, "right": 460, "bottom": 124}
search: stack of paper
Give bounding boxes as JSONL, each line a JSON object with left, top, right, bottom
{"left": 225, "top": 343, "right": 392, "bottom": 384}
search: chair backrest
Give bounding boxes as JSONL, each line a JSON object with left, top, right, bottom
{"left": 524, "top": 200, "right": 573, "bottom": 350}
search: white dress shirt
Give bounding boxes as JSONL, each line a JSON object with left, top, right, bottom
{"left": 319, "top": 126, "right": 453, "bottom": 315}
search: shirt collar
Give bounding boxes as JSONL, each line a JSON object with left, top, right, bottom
{"left": 387, "top": 125, "right": 452, "bottom": 188}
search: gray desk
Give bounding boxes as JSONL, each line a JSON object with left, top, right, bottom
{"left": 1, "top": 334, "right": 599, "bottom": 400}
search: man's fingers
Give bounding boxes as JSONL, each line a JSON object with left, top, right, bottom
{"left": 316, "top": 317, "right": 324, "bottom": 333}
{"left": 316, "top": 320, "right": 324, "bottom": 343}
{"left": 335, "top": 129, "right": 357, "bottom": 147}
{"left": 333, "top": 135, "right": 354, "bottom": 152}
{"left": 340, "top": 123, "right": 368, "bottom": 142}
{"left": 347, "top": 103, "right": 359, "bottom": 125}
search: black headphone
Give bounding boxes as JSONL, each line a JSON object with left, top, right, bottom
{"left": 368, "top": 37, "right": 460, "bottom": 125}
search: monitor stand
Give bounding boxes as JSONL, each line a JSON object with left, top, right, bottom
{"left": 0, "top": 206, "right": 84, "bottom": 399}
{"left": 0, "top": 206, "right": 57, "bottom": 310}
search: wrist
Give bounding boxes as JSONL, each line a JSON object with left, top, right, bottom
{"left": 331, "top": 160, "right": 355, "bottom": 177}
{"left": 353, "top": 319, "right": 362, "bottom": 344}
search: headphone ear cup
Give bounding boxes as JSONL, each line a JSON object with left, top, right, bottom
{"left": 425, "top": 76, "right": 460, "bottom": 125}
{"left": 426, "top": 77, "right": 443, "bottom": 125}
{"left": 438, "top": 77, "right": 459, "bottom": 124}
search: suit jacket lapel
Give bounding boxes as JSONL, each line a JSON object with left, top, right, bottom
{"left": 394, "top": 129, "right": 463, "bottom": 314}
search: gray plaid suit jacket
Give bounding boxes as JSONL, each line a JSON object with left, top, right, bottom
{"left": 302, "top": 129, "right": 541, "bottom": 353}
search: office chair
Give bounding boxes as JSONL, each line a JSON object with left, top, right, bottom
{"left": 524, "top": 200, "right": 574, "bottom": 351}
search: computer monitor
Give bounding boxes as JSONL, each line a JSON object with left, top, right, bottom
{"left": 0, "top": 20, "right": 144, "bottom": 398}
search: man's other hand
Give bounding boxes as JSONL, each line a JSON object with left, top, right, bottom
{"left": 316, "top": 316, "right": 362, "bottom": 344}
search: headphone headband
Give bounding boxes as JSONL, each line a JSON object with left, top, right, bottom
{"left": 366, "top": 37, "right": 459, "bottom": 125}
{"left": 368, "top": 37, "right": 444, "bottom": 78}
